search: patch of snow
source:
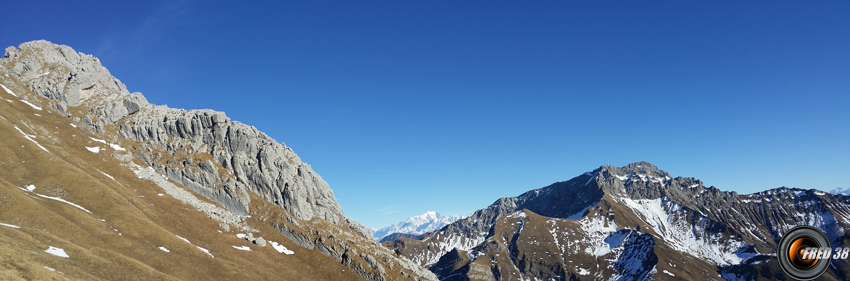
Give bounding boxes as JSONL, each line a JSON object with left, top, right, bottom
{"left": 159, "top": 247, "right": 170, "bottom": 252}
{"left": 567, "top": 201, "right": 598, "bottom": 220}
{"left": 577, "top": 268, "right": 590, "bottom": 275}
{"left": 70, "top": 123, "right": 77, "bottom": 128}
{"left": 417, "top": 231, "right": 486, "bottom": 266}
{"left": 34, "top": 113, "right": 41, "bottom": 117}
{"left": 14, "top": 125, "right": 49, "bottom": 153}
{"left": 0, "top": 223, "right": 21, "bottom": 229}
{"left": 663, "top": 270, "right": 675, "bottom": 276}
{"left": 108, "top": 143, "right": 126, "bottom": 151}
{"left": 197, "top": 246, "right": 214, "bottom": 258}
{"left": 158, "top": 193, "right": 164, "bottom": 196}
{"left": 0, "top": 84, "right": 17, "bottom": 96}
{"left": 236, "top": 233, "right": 247, "bottom": 239}
{"left": 85, "top": 146, "right": 101, "bottom": 153}
{"left": 176, "top": 235, "right": 191, "bottom": 244}
{"left": 585, "top": 174, "right": 598, "bottom": 186}
{"left": 580, "top": 215, "right": 620, "bottom": 256}
{"left": 20, "top": 99, "right": 42, "bottom": 110}
{"left": 508, "top": 211, "right": 527, "bottom": 219}
{"left": 97, "top": 170, "right": 115, "bottom": 181}
{"left": 270, "top": 241, "right": 295, "bottom": 254}
{"left": 89, "top": 137, "right": 124, "bottom": 151}
{"left": 618, "top": 197, "right": 752, "bottom": 266}
{"left": 26, "top": 185, "right": 35, "bottom": 192}
{"left": 232, "top": 245, "right": 251, "bottom": 251}
{"left": 45, "top": 246, "right": 69, "bottom": 258}
{"left": 21, "top": 187, "right": 92, "bottom": 214}
{"left": 44, "top": 266, "right": 55, "bottom": 272}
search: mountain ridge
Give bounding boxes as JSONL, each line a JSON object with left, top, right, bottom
{"left": 372, "top": 211, "right": 461, "bottom": 241}
{"left": 385, "top": 161, "right": 850, "bottom": 280}
{"left": 1, "top": 40, "right": 437, "bottom": 281}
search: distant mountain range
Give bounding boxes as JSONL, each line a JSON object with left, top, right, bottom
{"left": 384, "top": 162, "right": 850, "bottom": 281}
{"left": 372, "top": 211, "right": 460, "bottom": 242}
{"left": 831, "top": 187, "right": 850, "bottom": 196}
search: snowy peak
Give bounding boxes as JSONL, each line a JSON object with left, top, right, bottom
{"left": 372, "top": 212, "right": 461, "bottom": 240}
{"left": 831, "top": 187, "right": 850, "bottom": 196}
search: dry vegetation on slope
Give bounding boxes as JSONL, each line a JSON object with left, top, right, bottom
{"left": 0, "top": 41, "right": 435, "bottom": 281}
{"left": 0, "top": 76, "right": 369, "bottom": 280}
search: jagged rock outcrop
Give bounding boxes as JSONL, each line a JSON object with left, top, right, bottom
{"left": 1, "top": 40, "right": 436, "bottom": 281}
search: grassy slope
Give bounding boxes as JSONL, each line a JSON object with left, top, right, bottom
{"left": 0, "top": 77, "right": 365, "bottom": 280}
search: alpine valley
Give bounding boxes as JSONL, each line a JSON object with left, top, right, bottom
{"left": 1, "top": 40, "right": 849, "bottom": 281}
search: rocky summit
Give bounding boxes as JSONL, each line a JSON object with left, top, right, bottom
{"left": 0, "top": 40, "right": 436, "bottom": 281}
{"left": 385, "top": 162, "right": 850, "bottom": 281}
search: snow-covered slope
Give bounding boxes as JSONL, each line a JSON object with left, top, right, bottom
{"left": 372, "top": 211, "right": 460, "bottom": 241}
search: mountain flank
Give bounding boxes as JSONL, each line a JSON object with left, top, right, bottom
{"left": 385, "top": 162, "right": 850, "bottom": 280}
{"left": 0, "top": 40, "right": 436, "bottom": 281}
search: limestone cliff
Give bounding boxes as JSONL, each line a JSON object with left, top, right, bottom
{"left": 1, "top": 40, "right": 436, "bottom": 281}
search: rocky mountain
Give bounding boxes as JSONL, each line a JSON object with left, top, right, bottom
{"left": 372, "top": 211, "right": 461, "bottom": 242}
{"left": 831, "top": 187, "right": 849, "bottom": 196}
{"left": 384, "top": 162, "right": 850, "bottom": 281}
{"left": 0, "top": 40, "right": 436, "bottom": 281}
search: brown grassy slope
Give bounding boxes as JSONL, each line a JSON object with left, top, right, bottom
{"left": 0, "top": 78, "right": 364, "bottom": 280}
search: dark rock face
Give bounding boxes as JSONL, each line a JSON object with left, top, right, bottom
{"left": 1, "top": 40, "right": 437, "bottom": 281}
{"left": 389, "top": 161, "right": 850, "bottom": 281}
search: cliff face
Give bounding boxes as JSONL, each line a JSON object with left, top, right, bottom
{"left": 1, "top": 40, "right": 436, "bottom": 281}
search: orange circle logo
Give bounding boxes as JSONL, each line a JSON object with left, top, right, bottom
{"left": 787, "top": 236, "right": 819, "bottom": 269}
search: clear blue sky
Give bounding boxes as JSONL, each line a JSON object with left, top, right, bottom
{"left": 2, "top": 1, "right": 848, "bottom": 228}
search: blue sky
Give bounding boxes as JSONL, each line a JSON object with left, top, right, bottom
{"left": 2, "top": 1, "right": 848, "bottom": 228}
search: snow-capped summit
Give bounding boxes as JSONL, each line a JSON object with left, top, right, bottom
{"left": 831, "top": 187, "right": 850, "bottom": 195}
{"left": 372, "top": 212, "right": 461, "bottom": 241}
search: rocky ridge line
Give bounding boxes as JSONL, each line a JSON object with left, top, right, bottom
{"left": 1, "top": 40, "right": 436, "bottom": 281}
{"left": 388, "top": 161, "right": 850, "bottom": 280}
